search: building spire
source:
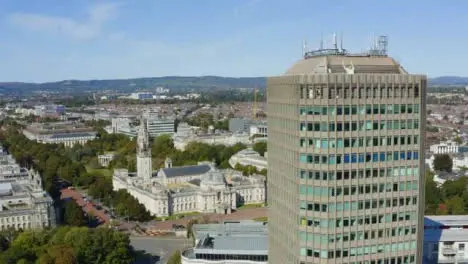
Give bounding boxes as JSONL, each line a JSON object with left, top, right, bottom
{"left": 137, "top": 116, "right": 150, "bottom": 154}
{"left": 136, "top": 115, "right": 152, "bottom": 179}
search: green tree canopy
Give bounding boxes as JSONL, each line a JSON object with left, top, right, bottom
{"left": 63, "top": 200, "right": 87, "bottom": 226}
{"left": 433, "top": 154, "right": 453, "bottom": 172}
{"left": 253, "top": 142, "right": 267, "bottom": 156}
{"left": 0, "top": 227, "right": 134, "bottom": 264}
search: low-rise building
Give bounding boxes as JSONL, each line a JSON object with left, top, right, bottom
{"left": 173, "top": 132, "right": 251, "bottom": 151}
{"left": 424, "top": 215, "right": 468, "bottom": 264}
{"left": 229, "top": 149, "right": 267, "bottom": 171}
{"left": 176, "top": 122, "right": 194, "bottom": 137}
{"left": 98, "top": 153, "right": 116, "bottom": 167}
{"left": 130, "top": 92, "right": 154, "bottom": 100}
{"left": 182, "top": 220, "right": 268, "bottom": 264}
{"left": 34, "top": 104, "right": 65, "bottom": 117}
{"left": 430, "top": 141, "right": 459, "bottom": 154}
{"left": 249, "top": 122, "right": 267, "bottom": 138}
{"left": 23, "top": 122, "right": 97, "bottom": 147}
{"left": 107, "top": 117, "right": 132, "bottom": 134}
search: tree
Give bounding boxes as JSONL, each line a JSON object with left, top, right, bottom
{"left": 167, "top": 250, "right": 181, "bottom": 264}
{"left": 433, "top": 154, "right": 453, "bottom": 172}
{"left": 63, "top": 201, "right": 86, "bottom": 226}
{"left": 454, "top": 136, "right": 463, "bottom": 145}
{"left": 446, "top": 196, "right": 465, "bottom": 215}
{"left": 0, "top": 227, "right": 133, "bottom": 264}
{"left": 47, "top": 245, "right": 77, "bottom": 264}
{"left": 253, "top": 142, "right": 267, "bottom": 156}
{"left": 425, "top": 170, "right": 441, "bottom": 215}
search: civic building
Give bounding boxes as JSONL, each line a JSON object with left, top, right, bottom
{"left": 112, "top": 117, "right": 266, "bottom": 216}
{"left": 0, "top": 147, "right": 55, "bottom": 230}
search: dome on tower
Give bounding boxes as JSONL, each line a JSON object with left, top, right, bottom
{"left": 200, "top": 171, "right": 226, "bottom": 190}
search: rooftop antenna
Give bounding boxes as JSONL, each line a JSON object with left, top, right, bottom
{"left": 340, "top": 32, "right": 344, "bottom": 52}
{"left": 369, "top": 33, "right": 374, "bottom": 51}
{"left": 302, "top": 39, "right": 308, "bottom": 56}
{"left": 333, "top": 32, "right": 338, "bottom": 50}
{"left": 378, "top": 35, "right": 388, "bottom": 55}
{"left": 320, "top": 33, "right": 324, "bottom": 50}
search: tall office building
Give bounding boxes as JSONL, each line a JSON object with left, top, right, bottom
{"left": 267, "top": 35, "right": 426, "bottom": 264}
{"left": 143, "top": 109, "right": 175, "bottom": 137}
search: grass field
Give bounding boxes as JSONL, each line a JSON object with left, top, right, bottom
{"left": 85, "top": 166, "right": 113, "bottom": 177}
{"left": 253, "top": 216, "right": 268, "bottom": 222}
{"left": 237, "top": 203, "right": 264, "bottom": 210}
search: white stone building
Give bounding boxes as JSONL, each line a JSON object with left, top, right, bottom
{"left": 229, "top": 149, "right": 268, "bottom": 171}
{"left": 173, "top": 132, "right": 251, "bottom": 151}
{"left": 424, "top": 215, "right": 468, "bottom": 264}
{"left": 249, "top": 122, "right": 268, "bottom": 138}
{"left": 112, "top": 117, "right": 266, "bottom": 217}
{"left": 0, "top": 150, "right": 55, "bottom": 231}
{"left": 98, "top": 153, "right": 115, "bottom": 167}
{"left": 106, "top": 117, "right": 132, "bottom": 134}
{"left": 23, "top": 122, "right": 97, "bottom": 147}
{"left": 430, "top": 141, "right": 459, "bottom": 154}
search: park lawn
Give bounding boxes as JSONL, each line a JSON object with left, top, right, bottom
{"left": 237, "top": 203, "right": 264, "bottom": 210}
{"left": 155, "top": 211, "right": 201, "bottom": 221}
{"left": 86, "top": 165, "right": 113, "bottom": 177}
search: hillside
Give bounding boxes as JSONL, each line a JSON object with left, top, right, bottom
{"left": 0, "top": 76, "right": 266, "bottom": 96}
{"left": 0, "top": 75, "right": 467, "bottom": 96}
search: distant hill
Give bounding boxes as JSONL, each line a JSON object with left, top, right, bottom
{"left": 0, "top": 76, "right": 267, "bottom": 96}
{"left": 428, "top": 76, "right": 468, "bottom": 86}
{"left": 1, "top": 75, "right": 467, "bottom": 96}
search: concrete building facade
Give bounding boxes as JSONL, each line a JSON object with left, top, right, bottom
{"left": 143, "top": 109, "right": 175, "bottom": 137}
{"left": 267, "top": 38, "right": 426, "bottom": 264}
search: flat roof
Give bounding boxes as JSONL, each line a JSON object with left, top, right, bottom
{"left": 425, "top": 215, "right": 468, "bottom": 227}
{"left": 0, "top": 182, "right": 12, "bottom": 195}
{"left": 193, "top": 221, "right": 268, "bottom": 239}
{"left": 192, "top": 221, "right": 268, "bottom": 255}
{"left": 194, "top": 235, "right": 268, "bottom": 255}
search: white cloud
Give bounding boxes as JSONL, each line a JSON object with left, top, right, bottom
{"left": 7, "top": 2, "right": 120, "bottom": 40}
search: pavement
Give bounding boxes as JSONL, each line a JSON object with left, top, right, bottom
{"left": 148, "top": 207, "right": 268, "bottom": 230}
{"left": 130, "top": 236, "right": 191, "bottom": 264}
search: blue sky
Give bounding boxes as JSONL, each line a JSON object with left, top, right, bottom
{"left": 0, "top": 0, "right": 465, "bottom": 82}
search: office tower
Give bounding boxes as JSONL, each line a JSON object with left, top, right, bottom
{"left": 143, "top": 109, "right": 175, "bottom": 137}
{"left": 267, "top": 35, "right": 426, "bottom": 264}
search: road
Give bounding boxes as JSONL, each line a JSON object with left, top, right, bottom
{"left": 60, "top": 188, "right": 110, "bottom": 224}
{"left": 131, "top": 236, "right": 191, "bottom": 264}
